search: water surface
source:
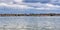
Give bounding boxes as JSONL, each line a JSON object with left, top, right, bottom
{"left": 0, "top": 16, "right": 60, "bottom": 30}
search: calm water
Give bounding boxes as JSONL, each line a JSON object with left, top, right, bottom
{"left": 0, "top": 16, "right": 60, "bottom": 30}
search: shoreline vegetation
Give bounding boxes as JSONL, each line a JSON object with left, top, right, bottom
{"left": 0, "top": 13, "right": 60, "bottom": 16}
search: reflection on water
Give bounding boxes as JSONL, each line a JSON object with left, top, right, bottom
{"left": 0, "top": 16, "right": 60, "bottom": 30}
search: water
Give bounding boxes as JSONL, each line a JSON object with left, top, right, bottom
{"left": 0, "top": 16, "right": 60, "bottom": 30}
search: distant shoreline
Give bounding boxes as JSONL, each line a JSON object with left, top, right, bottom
{"left": 0, "top": 13, "right": 60, "bottom": 16}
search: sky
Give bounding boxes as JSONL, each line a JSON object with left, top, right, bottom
{"left": 0, "top": 0, "right": 60, "bottom": 14}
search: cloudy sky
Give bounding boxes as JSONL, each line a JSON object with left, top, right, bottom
{"left": 0, "top": 0, "right": 60, "bottom": 14}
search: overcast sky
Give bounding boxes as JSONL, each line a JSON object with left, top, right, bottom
{"left": 0, "top": 0, "right": 60, "bottom": 14}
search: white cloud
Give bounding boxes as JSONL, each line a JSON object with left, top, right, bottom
{"left": 0, "top": 0, "right": 34, "bottom": 10}
{"left": 0, "top": 3, "right": 34, "bottom": 10}
{"left": 0, "top": 0, "right": 60, "bottom": 11}
{"left": 24, "top": 3, "right": 60, "bottom": 10}
{"left": 14, "top": 0, "right": 23, "bottom": 3}
{"left": 0, "top": 0, "right": 24, "bottom": 4}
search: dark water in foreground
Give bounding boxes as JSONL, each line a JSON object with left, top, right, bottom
{"left": 0, "top": 16, "right": 60, "bottom": 30}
